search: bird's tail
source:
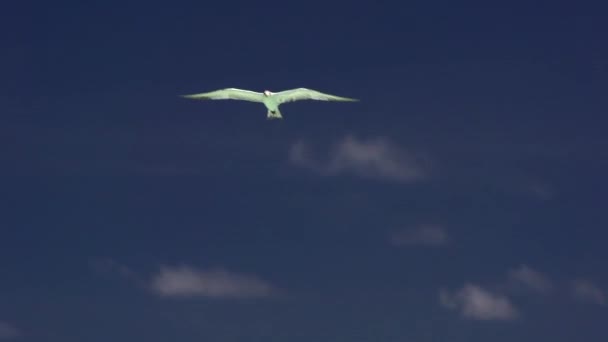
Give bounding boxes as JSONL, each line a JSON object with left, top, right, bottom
{"left": 267, "top": 108, "right": 283, "bottom": 120}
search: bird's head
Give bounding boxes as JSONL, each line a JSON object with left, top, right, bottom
{"left": 263, "top": 90, "right": 272, "bottom": 96}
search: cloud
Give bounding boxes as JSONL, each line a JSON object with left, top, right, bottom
{"left": 526, "top": 182, "right": 555, "bottom": 200}
{"left": 506, "top": 265, "right": 553, "bottom": 294}
{"left": 440, "top": 267, "right": 606, "bottom": 322}
{"left": 440, "top": 284, "right": 518, "bottom": 321}
{"left": 571, "top": 279, "right": 606, "bottom": 306}
{"left": 390, "top": 224, "right": 448, "bottom": 246}
{"left": 149, "top": 265, "right": 277, "bottom": 299}
{"left": 289, "top": 135, "right": 429, "bottom": 183}
{"left": 0, "top": 322, "right": 20, "bottom": 339}
{"left": 90, "top": 258, "right": 137, "bottom": 279}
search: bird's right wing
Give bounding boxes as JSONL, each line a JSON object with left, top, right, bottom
{"left": 273, "top": 88, "right": 359, "bottom": 104}
{"left": 180, "top": 88, "right": 265, "bottom": 102}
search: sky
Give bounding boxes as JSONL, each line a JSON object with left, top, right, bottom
{"left": 2, "top": 1, "right": 608, "bottom": 341}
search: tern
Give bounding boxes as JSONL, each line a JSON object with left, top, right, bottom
{"left": 180, "top": 87, "right": 358, "bottom": 119}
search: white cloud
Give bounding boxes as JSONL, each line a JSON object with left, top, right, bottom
{"left": 289, "top": 135, "right": 429, "bottom": 183}
{"left": 0, "top": 322, "right": 20, "bottom": 339}
{"left": 150, "top": 265, "right": 277, "bottom": 299}
{"left": 390, "top": 224, "right": 448, "bottom": 246}
{"left": 506, "top": 265, "right": 553, "bottom": 294}
{"left": 440, "top": 284, "right": 518, "bottom": 321}
{"left": 571, "top": 279, "right": 606, "bottom": 306}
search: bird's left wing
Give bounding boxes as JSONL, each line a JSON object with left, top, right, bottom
{"left": 273, "top": 88, "right": 359, "bottom": 104}
{"left": 180, "top": 88, "right": 265, "bottom": 102}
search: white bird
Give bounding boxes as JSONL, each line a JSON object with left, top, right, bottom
{"left": 180, "top": 87, "right": 358, "bottom": 119}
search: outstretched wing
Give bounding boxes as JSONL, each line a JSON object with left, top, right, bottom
{"left": 180, "top": 88, "right": 264, "bottom": 102}
{"left": 273, "top": 88, "right": 359, "bottom": 104}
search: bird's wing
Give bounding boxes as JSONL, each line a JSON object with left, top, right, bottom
{"left": 273, "top": 88, "right": 359, "bottom": 104}
{"left": 180, "top": 88, "right": 264, "bottom": 102}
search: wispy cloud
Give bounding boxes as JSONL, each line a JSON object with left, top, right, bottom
{"left": 571, "top": 279, "right": 606, "bottom": 306}
{"left": 390, "top": 224, "right": 448, "bottom": 246}
{"left": 506, "top": 264, "right": 553, "bottom": 294}
{"left": 149, "top": 265, "right": 278, "bottom": 299}
{"left": 90, "top": 258, "right": 138, "bottom": 279}
{"left": 440, "top": 284, "right": 518, "bottom": 321}
{"left": 289, "top": 135, "right": 430, "bottom": 183}
{"left": 441, "top": 267, "right": 607, "bottom": 322}
{"left": 0, "top": 322, "right": 20, "bottom": 339}
{"left": 526, "top": 182, "right": 555, "bottom": 200}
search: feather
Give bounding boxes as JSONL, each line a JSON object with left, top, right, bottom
{"left": 273, "top": 88, "right": 359, "bottom": 104}
{"left": 180, "top": 88, "right": 265, "bottom": 102}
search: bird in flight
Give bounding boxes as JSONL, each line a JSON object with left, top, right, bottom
{"left": 180, "top": 88, "right": 358, "bottom": 119}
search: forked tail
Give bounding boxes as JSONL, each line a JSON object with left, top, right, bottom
{"left": 267, "top": 108, "right": 283, "bottom": 120}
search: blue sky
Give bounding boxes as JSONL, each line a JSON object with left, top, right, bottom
{"left": 2, "top": 1, "right": 608, "bottom": 341}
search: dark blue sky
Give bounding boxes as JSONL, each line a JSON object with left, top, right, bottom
{"left": 2, "top": 1, "right": 608, "bottom": 341}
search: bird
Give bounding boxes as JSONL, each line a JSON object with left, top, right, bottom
{"left": 180, "top": 88, "right": 358, "bottom": 119}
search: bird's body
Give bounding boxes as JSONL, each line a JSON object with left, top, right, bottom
{"left": 180, "top": 88, "right": 358, "bottom": 119}
{"left": 261, "top": 92, "right": 282, "bottom": 119}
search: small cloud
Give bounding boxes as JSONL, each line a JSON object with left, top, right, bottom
{"left": 150, "top": 265, "right": 277, "bottom": 299}
{"left": 0, "top": 322, "right": 20, "bottom": 339}
{"left": 440, "top": 284, "right": 518, "bottom": 321}
{"left": 527, "top": 182, "right": 555, "bottom": 200}
{"left": 289, "top": 135, "right": 429, "bottom": 183}
{"left": 571, "top": 279, "right": 606, "bottom": 306}
{"left": 390, "top": 224, "right": 448, "bottom": 246}
{"left": 506, "top": 265, "right": 553, "bottom": 294}
{"left": 90, "top": 258, "right": 137, "bottom": 279}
